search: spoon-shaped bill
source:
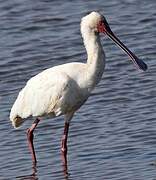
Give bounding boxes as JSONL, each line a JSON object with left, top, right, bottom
{"left": 106, "top": 30, "right": 147, "bottom": 71}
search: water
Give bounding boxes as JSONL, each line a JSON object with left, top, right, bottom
{"left": 0, "top": 0, "right": 156, "bottom": 179}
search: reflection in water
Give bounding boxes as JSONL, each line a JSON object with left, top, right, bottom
{"left": 15, "top": 161, "right": 70, "bottom": 180}
{"left": 16, "top": 164, "right": 38, "bottom": 180}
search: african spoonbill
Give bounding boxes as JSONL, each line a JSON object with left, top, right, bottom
{"left": 10, "top": 11, "right": 147, "bottom": 169}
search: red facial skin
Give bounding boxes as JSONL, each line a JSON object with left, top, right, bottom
{"left": 97, "top": 21, "right": 106, "bottom": 33}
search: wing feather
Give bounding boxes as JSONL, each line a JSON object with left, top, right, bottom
{"left": 10, "top": 63, "right": 89, "bottom": 124}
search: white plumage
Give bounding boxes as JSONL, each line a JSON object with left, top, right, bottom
{"left": 10, "top": 63, "right": 93, "bottom": 126}
{"left": 10, "top": 11, "right": 147, "bottom": 128}
{"left": 10, "top": 12, "right": 105, "bottom": 128}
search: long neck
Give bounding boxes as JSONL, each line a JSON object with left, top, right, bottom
{"left": 82, "top": 28, "right": 105, "bottom": 90}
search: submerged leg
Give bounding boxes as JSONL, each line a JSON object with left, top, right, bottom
{"left": 27, "top": 118, "right": 40, "bottom": 165}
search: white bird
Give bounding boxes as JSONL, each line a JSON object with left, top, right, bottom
{"left": 10, "top": 12, "right": 147, "bottom": 168}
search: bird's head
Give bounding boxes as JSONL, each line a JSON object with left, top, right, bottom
{"left": 81, "top": 11, "right": 147, "bottom": 72}
{"left": 81, "top": 12, "right": 105, "bottom": 33}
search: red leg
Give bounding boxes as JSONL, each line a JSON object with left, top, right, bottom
{"left": 26, "top": 118, "right": 40, "bottom": 165}
{"left": 61, "top": 122, "right": 70, "bottom": 172}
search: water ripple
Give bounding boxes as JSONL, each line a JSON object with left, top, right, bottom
{"left": 0, "top": 0, "right": 156, "bottom": 179}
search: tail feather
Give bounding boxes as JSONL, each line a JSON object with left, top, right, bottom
{"left": 12, "top": 116, "right": 24, "bottom": 128}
